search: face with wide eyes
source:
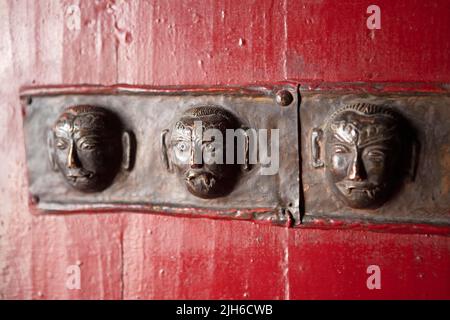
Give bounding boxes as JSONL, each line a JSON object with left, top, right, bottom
{"left": 53, "top": 112, "right": 122, "bottom": 192}
{"left": 170, "top": 119, "right": 235, "bottom": 199}
{"left": 325, "top": 112, "right": 399, "bottom": 208}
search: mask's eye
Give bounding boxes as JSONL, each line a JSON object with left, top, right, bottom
{"left": 333, "top": 145, "right": 349, "bottom": 154}
{"left": 79, "top": 140, "right": 98, "bottom": 151}
{"left": 205, "top": 143, "right": 215, "bottom": 153}
{"left": 176, "top": 141, "right": 189, "bottom": 152}
{"left": 81, "top": 143, "right": 96, "bottom": 151}
{"left": 367, "top": 149, "right": 386, "bottom": 161}
{"left": 173, "top": 141, "right": 190, "bottom": 164}
{"left": 55, "top": 138, "right": 68, "bottom": 150}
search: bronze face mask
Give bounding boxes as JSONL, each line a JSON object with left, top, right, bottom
{"left": 161, "top": 105, "right": 243, "bottom": 199}
{"left": 49, "top": 105, "right": 133, "bottom": 192}
{"left": 313, "top": 103, "right": 413, "bottom": 209}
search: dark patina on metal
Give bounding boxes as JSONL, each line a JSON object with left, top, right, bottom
{"left": 161, "top": 106, "right": 246, "bottom": 199}
{"left": 312, "top": 103, "right": 415, "bottom": 209}
{"left": 49, "top": 105, "right": 134, "bottom": 192}
{"left": 21, "top": 84, "right": 300, "bottom": 226}
{"left": 21, "top": 83, "right": 450, "bottom": 229}
{"left": 300, "top": 89, "right": 449, "bottom": 226}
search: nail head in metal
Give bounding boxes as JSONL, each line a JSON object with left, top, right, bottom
{"left": 30, "top": 194, "right": 40, "bottom": 204}
{"left": 276, "top": 90, "right": 294, "bottom": 107}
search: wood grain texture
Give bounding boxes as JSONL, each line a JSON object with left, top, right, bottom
{"left": 0, "top": 0, "right": 449, "bottom": 299}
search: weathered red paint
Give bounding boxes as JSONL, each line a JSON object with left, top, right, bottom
{"left": 0, "top": 0, "right": 449, "bottom": 299}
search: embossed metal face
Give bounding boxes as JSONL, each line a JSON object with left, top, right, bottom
{"left": 169, "top": 106, "right": 240, "bottom": 199}
{"left": 51, "top": 105, "right": 123, "bottom": 192}
{"left": 324, "top": 104, "right": 403, "bottom": 209}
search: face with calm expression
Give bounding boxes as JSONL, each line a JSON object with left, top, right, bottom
{"left": 170, "top": 106, "right": 240, "bottom": 199}
{"left": 52, "top": 105, "right": 123, "bottom": 192}
{"left": 325, "top": 106, "right": 401, "bottom": 208}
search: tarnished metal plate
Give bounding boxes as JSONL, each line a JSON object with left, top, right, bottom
{"left": 300, "top": 90, "right": 450, "bottom": 226}
{"left": 21, "top": 84, "right": 300, "bottom": 225}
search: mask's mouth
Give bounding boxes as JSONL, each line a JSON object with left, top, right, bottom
{"left": 66, "top": 169, "right": 95, "bottom": 182}
{"left": 336, "top": 181, "right": 381, "bottom": 199}
{"left": 185, "top": 170, "right": 217, "bottom": 192}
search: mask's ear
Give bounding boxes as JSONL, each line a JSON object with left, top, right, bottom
{"left": 47, "top": 130, "right": 58, "bottom": 171}
{"left": 122, "top": 131, "right": 135, "bottom": 171}
{"left": 161, "top": 129, "right": 172, "bottom": 172}
{"left": 311, "top": 128, "right": 324, "bottom": 168}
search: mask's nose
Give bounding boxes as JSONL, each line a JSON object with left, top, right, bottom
{"left": 348, "top": 150, "right": 366, "bottom": 181}
{"left": 190, "top": 141, "right": 203, "bottom": 169}
{"left": 67, "top": 141, "right": 81, "bottom": 169}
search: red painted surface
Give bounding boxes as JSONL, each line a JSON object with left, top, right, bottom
{"left": 0, "top": 0, "right": 449, "bottom": 299}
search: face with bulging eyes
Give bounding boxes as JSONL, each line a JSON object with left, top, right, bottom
{"left": 169, "top": 107, "right": 239, "bottom": 199}
{"left": 325, "top": 110, "right": 400, "bottom": 209}
{"left": 52, "top": 106, "right": 123, "bottom": 192}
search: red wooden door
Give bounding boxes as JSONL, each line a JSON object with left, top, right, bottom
{"left": 0, "top": 0, "right": 449, "bottom": 299}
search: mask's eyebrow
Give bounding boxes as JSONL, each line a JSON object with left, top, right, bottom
{"left": 171, "top": 131, "right": 191, "bottom": 141}
{"left": 358, "top": 137, "right": 394, "bottom": 149}
{"left": 332, "top": 142, "right": 351, "bottom": 149}
{"left": 328, "top": 134, "right": 355, "bottom": 146}
{"left": 73, "top": 129, "right": 111, "bottom": 140}
{"left": 202, "top": 135, "right": 216, "bottom": 143}
{"left": 75, "top": 134, "right": 106, "bottom": 143}
{"left": 54, "top": 128, "right": 71, "bottom": 138}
